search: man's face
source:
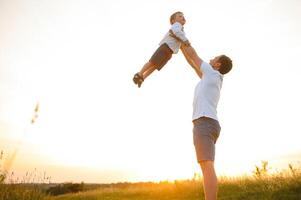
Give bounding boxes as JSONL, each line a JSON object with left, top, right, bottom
{"left": 175, "top": 13, "right": 186, "bottom": 25}
{"left": 210, "top": 55, "right": 222, "bottom": 70}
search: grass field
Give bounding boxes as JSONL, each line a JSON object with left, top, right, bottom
{"left": 43, "top": 171, "right": 301, "bottom": 200}
{"left": 1, "top": 162, "right": 301, "bottom": 200}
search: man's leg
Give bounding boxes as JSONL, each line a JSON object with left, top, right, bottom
{"left": 199, "top": 160, "right": 217, "bottom": 200}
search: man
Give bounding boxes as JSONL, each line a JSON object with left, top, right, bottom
{"left": 181, "top": 44, "right": 232, "bottom": 200}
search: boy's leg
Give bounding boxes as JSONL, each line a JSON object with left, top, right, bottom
{"left": 139, "top": 44, "right": 172, "bottom": 79}
{"left": 138, "top": 61, "right": 156, "bottom": 79}
{"left": 133, "top": 44, "right": 172, "bottom": 87}
{"left": 133, "top": 61, "right": 156, "bottom": 88}
{"left": 199, "top": 161, "right": 217, "bottom": 200}
{"left": 132, "top": 62, "right": 152, "bottom": 87}
{"left": 141, "top": 65, "right": 157, "bottom": 80}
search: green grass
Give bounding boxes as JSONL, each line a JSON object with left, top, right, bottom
{"left": 1, "top": 160, "right": 301, "bottom": 200}
{"left": 0, "top": 173, "right": 300, "bottom": 200}
{"left": 0, "top": 183, "right": 46, "bottom": 200}
{"left": 43, "top": 173, "right": 301, "bottom": 200}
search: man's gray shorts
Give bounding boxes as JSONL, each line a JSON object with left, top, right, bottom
{"left": 193, "top": 117, "right": 221, "bottom": 162}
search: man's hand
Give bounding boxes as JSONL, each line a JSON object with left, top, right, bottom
{"left": 169, "top": 30, "right": 191, "bottom": 47}
{"left": 182, "top": 40, "right": 191, "bottom": 47}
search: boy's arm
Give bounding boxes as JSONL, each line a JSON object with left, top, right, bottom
{"left": 169, "top": 30, "right": 190, "bottom": 47}
{"left": 181, "top": 45, "right": 203, "bottom": 78}
{"left": 170, "top": 22, "right": 190, "bottom": 45}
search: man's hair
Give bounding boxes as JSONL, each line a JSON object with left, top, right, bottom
{"left": 218, "top": 55, "right": 232, "bottom": 75}
{"left": 170, "top": 11, "right": 183, "bottom": 25}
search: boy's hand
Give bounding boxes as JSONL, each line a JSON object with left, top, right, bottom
{"left": 169, "top": 30, "right": 180, "bottom": 40}
{"left": 169, "top": 30, "right": 191, "bottom": 46}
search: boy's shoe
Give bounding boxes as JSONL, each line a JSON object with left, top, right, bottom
{"left": 137, "top": 78, "right": 143, "bottom": 88}
{"left": 133, "top": 73, "right": 140, "bottom": 84}
{"left": 133, "top": 73, "right": 144, "bottom": 88}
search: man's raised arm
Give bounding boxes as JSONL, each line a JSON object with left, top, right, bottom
{"left": 181, "top": 45, "right": 203, "bottom": 79}
{"left": 169, "top": 30, "right": 203, "bottom": 78}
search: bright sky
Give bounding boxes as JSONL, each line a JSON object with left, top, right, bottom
{"left": 1, "top": 0, "right": 301, "bottom": 183}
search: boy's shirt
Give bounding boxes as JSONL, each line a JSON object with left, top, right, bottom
{"left": 159, "top": 22, "right": 188, "bottom": 54}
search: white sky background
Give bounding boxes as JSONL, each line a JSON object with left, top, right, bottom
{"left": 1, "top": 0, "right": 301, "bottom": 183}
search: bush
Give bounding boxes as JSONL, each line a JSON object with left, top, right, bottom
{"left": 46, "top": 182, "right": 85, "bottom": 196}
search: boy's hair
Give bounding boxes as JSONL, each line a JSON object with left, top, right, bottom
{"left": 218, "top": 55, "right": 233, "bottom": 75}
{"left": 170, "top": 11, "right": 183, "bottom": 24}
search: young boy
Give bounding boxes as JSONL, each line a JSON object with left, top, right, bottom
{"left": 133, "top": 11, "right": 191, "bottom": 88}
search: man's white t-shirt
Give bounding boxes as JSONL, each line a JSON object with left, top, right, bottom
{"left": 192, "top": 62, "right": 223, "bottom": 121}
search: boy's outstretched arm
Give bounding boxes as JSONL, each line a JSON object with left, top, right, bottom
{"left": 181, "top": 45, "right": 203, "bottom": 79}
{"left": 170, "top": 23, "right": 190, "bottom": 45}
{"left": 169, "top": 30, "right": 190, "bottom": 47}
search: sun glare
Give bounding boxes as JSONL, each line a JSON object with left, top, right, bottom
{"left": 1, "top": 0, "right": 301, "bottom": 183}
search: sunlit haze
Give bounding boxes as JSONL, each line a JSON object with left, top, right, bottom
{"left": 1, "top": 0, "right": 301, "bottom": 183}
